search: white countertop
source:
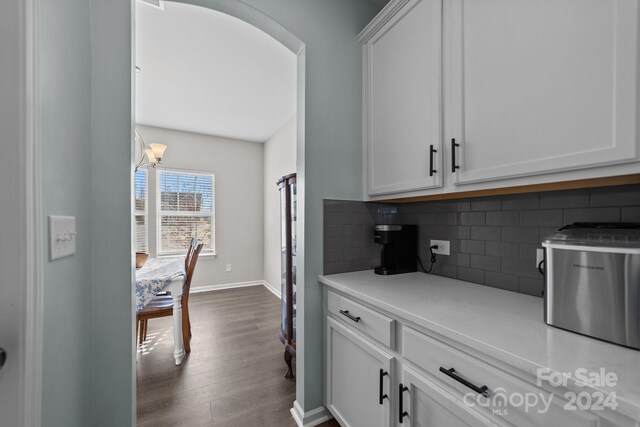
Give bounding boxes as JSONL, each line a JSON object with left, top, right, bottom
{"left": 319, "top": 270, "right": 640, "bottom": 421}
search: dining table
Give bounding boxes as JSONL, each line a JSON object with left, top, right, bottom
{"left": 135, "top": 257, "right": 186, "bottom": 365}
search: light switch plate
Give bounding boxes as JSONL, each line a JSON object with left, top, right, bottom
{"left": 49, "top": 215, "right": 77, "bottom": 261}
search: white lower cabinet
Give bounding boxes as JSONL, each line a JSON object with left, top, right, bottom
{"left": 400, "top": 367, "right": 497, "bottom": 426}
{"left": 402, "top": 326, "right": 600, "bottom": 427}
{"left": 326, "top": 316, "right": 394, "bottom": 427}
{"left": 325, "top": 290, "right": 636, "bottom": 427}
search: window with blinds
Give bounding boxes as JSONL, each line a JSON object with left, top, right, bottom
{"left": 157, "top": 169, "right": 215, "bottom": 256}
{"left": 134, "top": 169, "right": 148, "bottom": 253}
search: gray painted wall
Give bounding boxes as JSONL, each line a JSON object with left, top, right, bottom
{"left": 39, "top": 0, "right": 379, "bottom": 422}
{"left": 324, "top": 184, "right": 640, "bottom": 297}
{"left": 40, "top": 0, "right": 92, "bottom": 425}
{"left": 264, "top": 116, "right": 297, "bottom": 293}
{"left": 233, "top": 1, "right": 381, "bottom": 411}
{"left": 89, "top": 1, "right": 134, "bottom": 425}
{"left": 40, "top": 1, "right": 134, "bottom": 423}
{"left": 171, "top": 0, "right": 381, "bottom": 412}
{"left": 137, "top": 125, "right": 266, "bottom": 290}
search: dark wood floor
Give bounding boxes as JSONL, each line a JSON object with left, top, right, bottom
{"left": 137, "top": 285, "right": 339, "bottom": 427}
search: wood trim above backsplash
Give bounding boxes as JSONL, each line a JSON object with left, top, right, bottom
{"left": 379, "top": 174, "right": 640, "bottom": 203}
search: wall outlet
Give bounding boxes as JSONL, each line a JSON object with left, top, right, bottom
{"left": 430, "top": 240, "right": 450, "bottom": 256}
{"left": 225, "top": 264, "right": 232, "bottom": 272}
{"left": 536, "top": 248, "right": 544, "bottom": 268}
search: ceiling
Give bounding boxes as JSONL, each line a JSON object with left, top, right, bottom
{"left": 135, "top": 1, "right": 296, "bottom": 142}
{"left": 369, "top": 0, "right": 391, "bottom": 7}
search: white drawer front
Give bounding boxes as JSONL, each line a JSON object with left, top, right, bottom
{"left": 403, "top": 327, "right": 598, "bottom": 427}
{"left": 327, "top": 291, "right": 395, "bottom": 349}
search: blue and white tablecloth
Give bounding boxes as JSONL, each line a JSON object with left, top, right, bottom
{"left": 135, "top": 258, "right": 185, "bottom": 313}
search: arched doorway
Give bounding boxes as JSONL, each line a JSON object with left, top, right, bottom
{"left": 134, "top": 0, "right": 307, "bottom": 423}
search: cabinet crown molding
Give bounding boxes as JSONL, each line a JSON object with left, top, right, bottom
{"left": 358, "top": 0, "right": 412, "bottom": 43}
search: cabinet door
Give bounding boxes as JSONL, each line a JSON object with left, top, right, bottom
{"left": 400, "top": 367, "right": 498, "bottom": 427}
{"left": 446, "top": 0, "right": 640, "bottom": 186}
{"left": 364, "top": 0, "right": 443, "bottom": 196}
{"left": 326, "top": 317, "right": 393, "bottom": 427}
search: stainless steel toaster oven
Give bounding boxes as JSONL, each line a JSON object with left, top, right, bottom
{"left": 542, "top": 223, "right": 640, "bottom": 350}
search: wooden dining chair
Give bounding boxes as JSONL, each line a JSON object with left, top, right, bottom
{"left": 137, "top": 239, "right": 203, "bottom": 353}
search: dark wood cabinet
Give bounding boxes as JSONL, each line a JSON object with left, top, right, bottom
{"left": 277, "top": 173, "right": 297, "bottom": 378}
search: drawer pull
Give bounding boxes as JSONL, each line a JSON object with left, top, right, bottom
{"left": 399, "top": 384, "right": 409, "bottom": 423}
{"left": 439, "top": 367, "right": 489, "bottom": 397}
{"left": 379, "top": 369, "right": 389, "bottom": 405}
{"left": 339, "top": 310, "right": 360, "bottom": 323}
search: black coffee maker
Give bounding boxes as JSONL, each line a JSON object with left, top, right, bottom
{"left": 373, "top": 225, "right": 417, "bottom": 275}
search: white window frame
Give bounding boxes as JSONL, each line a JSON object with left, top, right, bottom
{"left": 155, "top": 167, "right": 216, "bottom": 257}
{"left": 134, "top": 169, "right": 148, "bottom": 253}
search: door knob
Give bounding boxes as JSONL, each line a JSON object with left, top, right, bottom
{"left": 0, "top": 348, "right": 6, "bottom": 370}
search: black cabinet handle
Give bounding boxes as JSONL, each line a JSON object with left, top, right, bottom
{"left": 451, "top": 138, "right": 460, "bottom": 173}
{"left": 0, "top": 348, "right": 5, "bottom": 370}
{"left": 379, "top": 369, "right": 389, "bottom": 405}
{"left": 439, "top": 367, "right": 489, "bottom": 397}
{"left": 429, "top": 145, "right": 437, "bottom": 176}
{"left": 399, "top": 384, "right": 408, "bottom": 423}
{"left": 339, "top": 310, "right": 360, "bottom": 323}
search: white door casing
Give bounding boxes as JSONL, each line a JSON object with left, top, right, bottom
{"left": 447, "top": 0, "right": 640, "bottom": 186}
{"left": 0, "top": 0, "right": 42, "bottom": 426}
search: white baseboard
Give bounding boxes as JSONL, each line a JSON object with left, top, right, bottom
{"left": 290, "top": 401, "right": 333, "bottom": 427}
{"left": 262, "top": 280, "right": 281, "bottom": 299}
{"left": 189, "top": 280, "right": 263, "bottom": 294}
{"left": 190, "top": 280, "right": 281, "bottom": 299}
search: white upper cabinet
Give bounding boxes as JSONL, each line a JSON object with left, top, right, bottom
{"left": 362, "top": 0, "right": 640, "bottom": 198}
{"left": 361, "top": 0, "right": 443, "bottom": 196}
{"left": 446, "top": 0, "right": 640, "bottom": 186}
